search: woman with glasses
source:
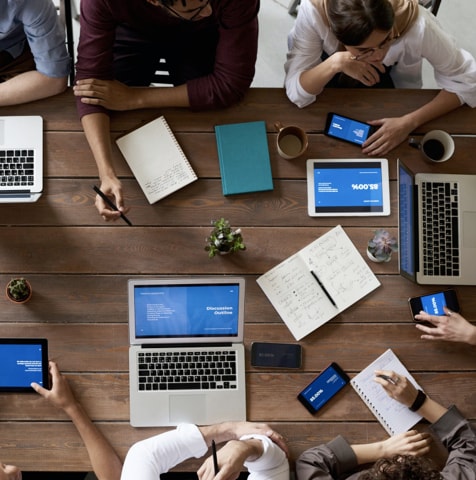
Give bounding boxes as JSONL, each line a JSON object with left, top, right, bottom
{"left": 285, "top": 0, "right": 476, "bottom": 156}
{"left": 73, "top": 0, "right": 259, "bottom": 222}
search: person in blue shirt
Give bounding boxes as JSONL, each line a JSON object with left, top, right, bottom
{"left": 0, "top": 0, "right": 71, "bottom": 106}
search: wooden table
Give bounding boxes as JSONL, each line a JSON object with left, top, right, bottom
{"left": 1, "top": 88, "right": 475, "bottom": 473}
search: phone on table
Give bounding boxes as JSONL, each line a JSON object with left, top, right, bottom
{"left": 251, "top": 342, "right": 302, "bottom": 369}
{"left": 409, "top": 289, "right": 460, "bottom": 323}
{"left": 297, "top": 362, "right": 349, "bottom": 414}
{"left": 324, "top": 112, "right": 376, "bottom": 146}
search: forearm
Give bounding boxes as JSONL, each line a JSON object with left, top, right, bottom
{"left": 402, "top": 89, "right": 462, "bottom": 131}
{"left": 300, "top": 52, "right": 349, "bottom": 95}
{"left": 350, "top": 442, "right": 386, "bottom": 465}
{"left": 0, "top": 70, "right": 67, "bottom": 106}
{"left": 417, "top": 396, "right": 448, "bottom": 424}
{"left": 64, "top": 402, "right": 122, "bottom": 480}
{"left": 122, "top": 84, "right": 190, "bottom": 110}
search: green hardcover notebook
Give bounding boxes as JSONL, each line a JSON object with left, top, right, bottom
{"left": 215, "top": 121, "right": 274, "bottom": 195}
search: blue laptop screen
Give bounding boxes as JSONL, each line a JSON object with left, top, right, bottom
{"left": 311, "top": 161, "right": 385, "bottom": 213}
{"left": 133, "top": 283, "right": 240, "bottom": 339}
{"left": 0, "top": 343, "right": 45, "bottom": 388}
{"left": 398, "top": 163, "right": 415, "bottom": 279}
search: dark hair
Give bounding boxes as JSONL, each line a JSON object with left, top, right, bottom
{"left": 358, "top": 455, "right": 442, "bottom": 480}
{"left": 326, "top": 0, "right": 395, "bottom": 46}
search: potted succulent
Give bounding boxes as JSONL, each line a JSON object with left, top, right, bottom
{"left": 367, "top": 229, "right": 398, "bottom": 263}
{"left": 6, "top": 277, "right": 33, "bottom": 303}
{"left": 205, "top": 218, "right": 246, "bottom": 258}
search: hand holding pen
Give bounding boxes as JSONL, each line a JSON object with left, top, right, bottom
{"left": 92, "top": 185, "right": 132, "bottom": 226}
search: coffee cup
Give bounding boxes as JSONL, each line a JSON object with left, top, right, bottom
{"left": 275, "top": 122, "right": 308, "bottom": 159}
{"left": 409, "top": 129, "right": 455, "bottom": 163}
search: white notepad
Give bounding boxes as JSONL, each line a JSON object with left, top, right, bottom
{"left": 351, "top": 349, "right": 423, "bottom": 435}
{"left": 116, "top": 116, "right": 197, "bottom": 204}
{"left": 257, "top": 225, "right": 380, "bottom": 340}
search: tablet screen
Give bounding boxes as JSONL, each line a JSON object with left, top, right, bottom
{"left": 0, "top": 339, "right": 49, "bottom": 391}
{"left": 306, "top": 159, "right": 390, "bottom": 216}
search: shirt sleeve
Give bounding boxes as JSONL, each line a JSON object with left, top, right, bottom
{"left": 187, "top": 0, "right": 259, "bottom": 110}
{"left": 296, "top": 435, "right": 358, "bottom": 480}
{"left": 120, "top": 424, "right": 208, "bottom": 480}
{"left": 239, "top": 434, "right": 289, "bottom": 480}
{"left": 18, "top": 0, "right": 70, "bottom": 78}
{"left": 430, "top": 405, "right": 476, "bottom": 480}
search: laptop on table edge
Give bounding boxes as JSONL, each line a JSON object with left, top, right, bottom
{"left": 397, "top": 159, "right": 476, "bottom": 285}
{"left": 128, "top": 276, "right": 247, "bottom": 427}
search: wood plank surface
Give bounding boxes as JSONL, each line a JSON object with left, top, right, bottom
{"left": 0, "top": 88, "right": 475, "bottom": 473}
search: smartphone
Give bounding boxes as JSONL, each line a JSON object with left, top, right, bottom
{"left": 409, "top": 289, "right": 460, "bottom": 319}
{"left": 324, "top": 112, "right": 376, "bottom": 146}
{"left": 251, "top": 342, "right": 302, "bottom": 369}
{"left": 297, "top": 362, "right": 350, "bottom": 414}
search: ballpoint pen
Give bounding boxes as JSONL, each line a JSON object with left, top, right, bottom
{"left": 310, "top": 270, "right": 337, "bottom": 308}
{"left": 377, "top": 374, "right": 397, "bottom": 385}
{"left": 212, "top": 439, "right": 219, "bottom": 475}
{"left": 92, "top": 185, "right": 133, "bottom": 226}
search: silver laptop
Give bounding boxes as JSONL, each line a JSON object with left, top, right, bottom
{"left": 128, "top": 277, "right": 247, "bottom": 427}
{"left": 0, "top": 116, "right": 43, "bottom": 203}
{"left": 398, "top": 159, "right": 476, "bottom": 285}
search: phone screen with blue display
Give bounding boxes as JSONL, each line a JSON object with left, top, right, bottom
{"left": 297, "top": 363, "right": 349, "bottom": 413}
{"left": 325, "top": 112, "right": 375, "bottom": 145}
{"left": 409, "top": 289, "right": 460, "bottom": 318}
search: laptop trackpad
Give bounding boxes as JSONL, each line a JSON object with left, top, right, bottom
{"left": 463, "top": 212, "right": 476, "bottom": 247}
{"left": 169, "top": 395, "right": 206, "bottom": 423}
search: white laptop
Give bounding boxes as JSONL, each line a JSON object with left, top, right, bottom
{"left": 398, "top": 159, "right": 476, "bottom": 285}
{"left": 0, "top": 116, "right": 43, "bottom": 203}
{"left": 128, "top": 277, "right": 247, "bottom": 427}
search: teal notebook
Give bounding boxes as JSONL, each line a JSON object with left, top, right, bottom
{"left": 215, "top": 121, "right": 274, "bottom": 195}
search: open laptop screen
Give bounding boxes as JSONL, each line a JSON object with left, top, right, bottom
{"left": 398, "top": 161, "right": 416, "bottom": 281}
{"left": 133, "top": 283, "right": 241, "bottom": 339}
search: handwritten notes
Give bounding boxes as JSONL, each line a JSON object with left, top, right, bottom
{"left": 257, "top": 225, "right": 380, "bottom": 340}
{"left": 116, "top": 116, "right": 197, "bottom": 204}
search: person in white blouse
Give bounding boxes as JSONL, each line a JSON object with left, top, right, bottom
{"left": 285, "top": 0, "right": 476, "bottom": 155}
{"left": 120, "top": 422, "right": 290, "bottom": 480}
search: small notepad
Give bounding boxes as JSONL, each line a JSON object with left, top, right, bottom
{"left": 116, "top": 116, "right": 197, "bottom": 204}
{"left": 351, "top": 349, "right": 423, "bottom": 435}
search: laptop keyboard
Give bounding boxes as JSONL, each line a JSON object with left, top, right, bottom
{"left": 421, "top": 181, "right": 460, "bottom": 276}
{"left": 0, "top": 149, "right": 35, "bottom": 187}
{"left": 137, "top": 349, "right": 238, "bottom": 391}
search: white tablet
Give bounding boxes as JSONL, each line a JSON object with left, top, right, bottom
{"left": 306, "top": 158, "right": 390, "bottom": 217}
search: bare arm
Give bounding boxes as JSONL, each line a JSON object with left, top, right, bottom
{"left": 31, "top": 361, "right": 122, "bottom": 480}
{"left": 0, "top": 70, "right": 67, "bottom": 106}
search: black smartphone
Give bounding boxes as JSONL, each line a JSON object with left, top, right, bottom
{"left": 297, "top": 362, "right": 349, "bottom": 414}
{"left": 409, "top": 289, "right": 460, "bottom": 319}
{"left": 251, "top": 342, "right": 302, "bottom": 369}
{"left": 324, "top": 112, "right": 376, "bottom": 146}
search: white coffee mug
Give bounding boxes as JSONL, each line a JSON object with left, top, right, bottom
{"left": 409, "top": 130, "right": 455, "bottom": 163}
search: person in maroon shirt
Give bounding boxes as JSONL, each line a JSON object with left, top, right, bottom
{"left": 73, "top": 0, "right": 259, "bottom": 221}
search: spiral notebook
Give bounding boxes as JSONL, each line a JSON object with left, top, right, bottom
{"left": 351, "top": 349, "right": 423, "bottom": 435}
{"left": 116, "top": 116, "right": 197, "bottom": 204}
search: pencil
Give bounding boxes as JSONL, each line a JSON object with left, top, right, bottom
{"left": 212, "top": 439, "right": 219, "bottom": 475}
{"left": 92, "top": 185, "right": 132, "bottom": 226}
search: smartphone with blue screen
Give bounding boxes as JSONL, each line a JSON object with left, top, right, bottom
{"left": 297, "top": 362, "right": 349, "bottom": 414}
{"left": 324, "top": 112, "right": 376, "bottom": 146}
{"left": 409, "top": 289, "right": 460, "bottom": 321}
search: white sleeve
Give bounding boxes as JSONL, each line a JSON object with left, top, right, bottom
{"left": 240, "top": 435, "right": 290, "bottom": 480}
{"left": 120, "top": 424, "right": 208, "bottom": 480}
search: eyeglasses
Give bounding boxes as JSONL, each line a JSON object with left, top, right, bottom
{"left": 163, "top": 0, "right": 210, "bottom": 21}
{"left": 350, "top": 33, "right": 399, "bottom": 61}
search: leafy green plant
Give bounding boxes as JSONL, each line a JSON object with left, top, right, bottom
{"left": 367, "top": 229, "right": 398, "bottom": 262}
{"left": 6, "top": 278, "right": 32, "bottom": 302}
{"left": 205, "top": 218, "right": 246, "bottom": 258}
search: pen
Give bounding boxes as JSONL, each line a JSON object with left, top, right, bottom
{"left": 310, "top": 270, "right": 337, "bottom": 308}
{"left": 377, "top": 374, "right": 397, "bottom": 385}
{"left": 212, "top": 439, "right": 219, "bottom": 475}
{"left": 92, "top": 185, "right": 132, "bottom": 226}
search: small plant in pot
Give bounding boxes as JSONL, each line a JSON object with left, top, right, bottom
{"left": 6, "top": 277, "right": 33, "bottom": 303}
{"left": 205, "top": 218, "right": 246, "bottom": 258}
{"left": 367, "top": 229, "right": 398, "bottom": 263}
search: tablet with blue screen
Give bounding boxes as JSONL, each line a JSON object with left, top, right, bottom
{"left": 0, "top": 339, "right": 49, "bottom": 391}
{"left": 306, "top": 159, "right": 390, "bottom": 217}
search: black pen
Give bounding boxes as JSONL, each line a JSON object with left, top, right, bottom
{"left": 377, "top": 374, "right": 397, "bottom": 385}
{"left": 212, "top": 439, "right": 219, "bottom": 475}
{"left": 310, "top": 270, "right": 337, "bottom": 308}
{"left": 92, "top": 185, "right": 132, "bottom": 226}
